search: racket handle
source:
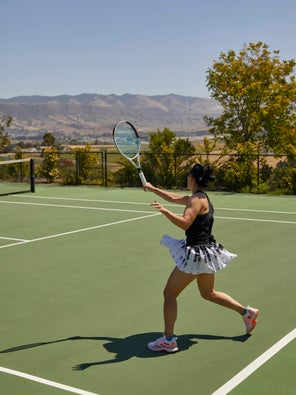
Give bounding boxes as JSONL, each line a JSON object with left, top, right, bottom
{"left": 138, "top": 170, "right": 148, "bottom": 191}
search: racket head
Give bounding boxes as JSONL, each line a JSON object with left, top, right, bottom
{"left": 113, "top": 121, "right": 140, "bottom": 160}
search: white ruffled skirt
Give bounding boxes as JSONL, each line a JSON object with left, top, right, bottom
{"left": 160, "top": 234, "right": 237, "bottom": 275}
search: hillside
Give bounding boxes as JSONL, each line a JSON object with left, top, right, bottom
{"left": 0, "top": 93, "right": 221, "bottom": 139}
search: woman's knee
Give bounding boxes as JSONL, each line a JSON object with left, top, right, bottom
{"left": 199, "top": 288, "right": 216, "bottom": 301}
{"left": 163, "top": 287, "right": 172, "bottom": 299}
{"left": 163, "top": 285, "right": 178, "bottom": 300}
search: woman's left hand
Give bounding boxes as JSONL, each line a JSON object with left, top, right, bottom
{"left": 151, "top": 200, "right": 166, "bottom": 213}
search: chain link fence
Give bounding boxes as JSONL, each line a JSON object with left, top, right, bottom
{"left": 1, "top": 150, "right": 296, "bottom": 194}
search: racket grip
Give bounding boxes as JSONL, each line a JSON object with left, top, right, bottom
{"left": 138, "top": 170, "right": 148, "bottom": 191}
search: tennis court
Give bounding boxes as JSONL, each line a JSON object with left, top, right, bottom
{"left": 1, "top": 185, "right": 295, "bottom": 395}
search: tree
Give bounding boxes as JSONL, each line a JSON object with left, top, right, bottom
{"left": 42, "top": 132, "right": 56, "bottom": 147}
{"left": 114, "top": 128, "right": 196, "bottom": 188}
{"left": 74, "top": 144, "right": 99, "bottom": 184}
{"left": 39, "top": 147, "right": 59, "bottom": 183}
{"left": 142, "top": 128, "right": 196, "bottom": 188}
{"left": 205, "top": 42, "right": 296, "bottom": 157}
{"left": 196, "top": 136, "right": 219, "bottom": 164}
{"left": 0, "top": 115, "right": 12, "bottom": 151}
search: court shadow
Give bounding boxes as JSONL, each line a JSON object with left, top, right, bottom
{"left": 72, "top": 332, "right": 250, "bottom": 371}
{"left": 0, "top": 336, "right": 81, "bottom": 353}
{"left": 1, "top": 332, "right": 250, "bottom": 371}
{"left": 73, "top": 332, "right": 250, "bottom": 371}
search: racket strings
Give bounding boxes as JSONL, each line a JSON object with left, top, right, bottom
{"left": 114, "top": 129, "right": 140, "bottom": 159}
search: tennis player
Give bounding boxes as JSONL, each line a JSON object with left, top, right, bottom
{"left": 145, "top": 163, "right": 259, "bottom": 353}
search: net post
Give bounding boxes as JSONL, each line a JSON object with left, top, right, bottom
{"left": 30, "top": 159, "right": 35, "bottom": 193}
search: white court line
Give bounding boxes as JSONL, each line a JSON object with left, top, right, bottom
{"left": 0, "top": 213, "right": 160, "bottom": 249}
{"left": 212, "top": 328, "right": 296, "bottom": 395}
{"left": 0, "top": 366, "right": 99, "bottom": 395}
{"left": 217, "top": 207, "right": 296, "bottom": 215}
{"left": 0, "top": 236, "right": 28, "bottom": 242}
{"left": 0, "top": 198, "right": 294, "bottom": 250}
{"left": 11, "top": 194, "right": 152, "bottom": 206}
{"left": 0, "top": 199, "right": 155, "bottom": 214}
{"left": 1, "top": 330, "right": 295, "bottom": 395}
{"left": 216, "top": 216, "right": 296, "bottom": 225}
{"left": 1, "top": 199, "right": 295, "bottom": 224}
{"left": 9, "top": 194, "right": 296, "bottom": 215}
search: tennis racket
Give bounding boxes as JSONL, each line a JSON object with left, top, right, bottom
{"left": 113, "top": 120, "right": 147, "bottom": 187}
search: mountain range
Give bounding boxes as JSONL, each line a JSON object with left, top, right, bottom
{"left": 0, "top": 93, "right": 222, "bottom": 139}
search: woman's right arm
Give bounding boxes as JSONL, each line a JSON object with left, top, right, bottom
{"left": 145, "top": 182, "right": 189, "bottom": 205}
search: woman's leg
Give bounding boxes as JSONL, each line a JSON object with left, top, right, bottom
{"left": 163, "top": 267, "right": 196, "bottom": 338}
{"left": 196, "top": 273, "right": 245, "bottom": 315}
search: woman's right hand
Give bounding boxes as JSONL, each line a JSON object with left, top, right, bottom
{"left": 144, "top": 182, "right": 154, "bottom": 192}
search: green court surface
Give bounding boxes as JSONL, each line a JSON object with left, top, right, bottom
{"left": 1, "top": 185, "right": 295, "bottom": 395}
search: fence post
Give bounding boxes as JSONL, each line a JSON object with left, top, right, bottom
{"left": 103, "top": 150, "right": 108, "bottom": 187}
{"left": 75, "top": 151, "right": 80, "bottom": 185}
{"left": 257, "top": 152, "right": 260, "bottom": 186}
{"left": 174, "top": 155, "right": 177, "bottom": 188}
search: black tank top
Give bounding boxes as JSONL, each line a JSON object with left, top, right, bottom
{"left": 185, "top": 192, "right": 215, "bottom": 246}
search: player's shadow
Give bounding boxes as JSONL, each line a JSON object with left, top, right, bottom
{"left": 0, "top": 332, "right": 250, "bottom": 371}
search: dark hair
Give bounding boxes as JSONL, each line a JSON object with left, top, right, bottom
{"left": 190, "top": 164, "right": 215, "bottom": 187}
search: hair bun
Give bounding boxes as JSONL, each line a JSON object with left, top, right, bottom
{"left": 190, "top": 164, "right": 215, "bottom": 187}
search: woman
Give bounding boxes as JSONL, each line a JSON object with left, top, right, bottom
{"left": 145, "top": 163, "right": 259, "bottom": 353}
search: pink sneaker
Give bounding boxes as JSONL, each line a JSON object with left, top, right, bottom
{"left": 243, "top": 306, "right": 259, "bottom": 334}
{"left": 148, "top": 335, "right": 178, "bottom": 353}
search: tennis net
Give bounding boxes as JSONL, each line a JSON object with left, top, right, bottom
{"left": 0, "top": 158, "right": 35, "bottom": 196}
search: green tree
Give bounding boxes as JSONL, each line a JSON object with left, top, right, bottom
{"left": 15, "top": 146, "right": 24, "bottom": 160}
{"left": 74, "top": 144, "right": 99, "bottom": 184}
{"left": 142, "top": 128, "right": 196, "bottom": 188}
{"left": 42, "top": 132, "right": 56, "bottom": 147}
{"left": 114, "top": 157, "right": 140, "bottom": 187}
{"left": 205, "top": 42, "right": 296, "bottom": 157}
{"left": 196, "top": 136, "right": 220, "bottom": 164}
{"left": 216, "top": 142, "right": 258, "bottom": 192}
{"left": 114, "top": 128, "right": 196, "bottom": 188}
{"left": 39, "top": 147, "right": 59, "bottom": 183}
{"left": 0, "top": 115, "right": 12, "bottom": 151}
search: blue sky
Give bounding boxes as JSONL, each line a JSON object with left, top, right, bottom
{"left": 1, "top": 0, "right": 296, "bottom": 99}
